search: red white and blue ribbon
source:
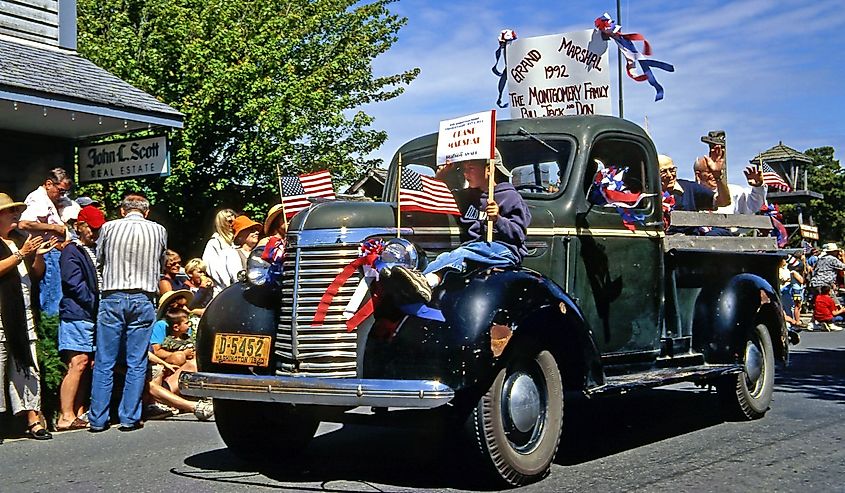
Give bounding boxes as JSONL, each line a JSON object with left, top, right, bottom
{"left": 761, "top": 203, "right": 788, "bottom": 248}
{"left": 589, "top": 160, "right": 653, "bottom": 230}
{"left": 661, "top": 191, "right": 676, "bottom": 230}
{"left": 492, "top": 29, "right": 517, "bottom": 108}
{"left": 595, "top": 13, "right": 674, "bottom": 101}
{"left": 313, "top": 239, "right": 385, "bottom": 329}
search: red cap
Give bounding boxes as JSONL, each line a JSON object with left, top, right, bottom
{"left": 77, "top": 205, "right": 106, "bottom": 229}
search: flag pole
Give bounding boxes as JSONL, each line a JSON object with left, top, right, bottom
{"left": 396, "top": 154, "right": 402, "bottom": 238}
{"left": 487, "top": 111, "right": 497, "bottom": 243}
{"left": 275, "top": 161, "right": 289, "bottom": 229}
{"left": 487, "top": 157, "right": 495, "bottom": 243}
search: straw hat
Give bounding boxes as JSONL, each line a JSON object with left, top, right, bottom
{"left": 822, "top": 242, "right": 840, "bottom": 253}
{"left": 231, "top": 215, "right": 261, "bottom": 242}
{"left": 0, "top": 193, "right": 26, "bottom": 213}
{"left": 157, "top": 289, "right": 193, "bottom": 320}
{"left": 264, "top": 204, "right": 286, "bottom": 235}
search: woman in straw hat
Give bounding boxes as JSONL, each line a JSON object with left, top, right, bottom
{"left": 0, "top": 193, "right": 58, "bottom": 440}
{"left": 220, "top": 215, "right": 262, "bottom": 290}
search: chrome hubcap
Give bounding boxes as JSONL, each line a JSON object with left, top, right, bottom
{"left": 745, "top": 340, "right": 764, "bottom": 392}
{"left": 505, "top": 372, "right": 542, "bottom": 433}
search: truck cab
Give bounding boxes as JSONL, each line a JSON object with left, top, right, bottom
{"left": 181, "top": 115, "right": 788, "bottom": 487}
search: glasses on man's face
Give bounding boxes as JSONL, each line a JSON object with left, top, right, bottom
{"left": 659, "top": 167, "right": 677, "bottom": 176}
{"left": 50, "top": 182, "right": 70, "bottom": 195}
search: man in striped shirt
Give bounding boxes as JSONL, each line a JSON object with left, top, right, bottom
{"left": 88, "top": 193, "right": 167, "bottom": 432}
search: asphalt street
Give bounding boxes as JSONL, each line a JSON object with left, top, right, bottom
{"left": 2, "top": 329, "right": 844, "bottom": 493}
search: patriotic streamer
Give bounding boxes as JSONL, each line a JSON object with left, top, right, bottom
{"left": 661, "top": 191, "right": 676, "bottom": 230}
{"left": 312, "top": 239, "right": 385, "bottom": 328}
{"left": 595, "top": 13, "right": 674, "bottom": 101}
{"left": 492, "top": 29, "right": 517, "bottom": 108}
{"left": 761, "top": 203, "right": 788, "bottom": 247}
{"left": 260, "top": 236, "right": 286, "bottom": 284}
{"left": 589, "top": 160, "right": 653, "bottom": 231}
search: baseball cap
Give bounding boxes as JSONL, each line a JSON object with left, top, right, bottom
{"left": 77, "top": 205, "right": 106, "bottom": 229}
{"left": 76, "top": 196, "right": 101, "bottom": 207}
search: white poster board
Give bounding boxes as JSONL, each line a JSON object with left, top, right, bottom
{"left": 435, "top": 110, "right": 496, "bottom": 165}
{"left": 506, "top": 30, "right": 612, "bottom": 119}
{"left": 78, "top": 135, "right": 170, "bottom": 183}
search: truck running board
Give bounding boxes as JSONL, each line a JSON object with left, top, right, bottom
{"left": 586, "top": 364, "right": 743, "bottom": 397}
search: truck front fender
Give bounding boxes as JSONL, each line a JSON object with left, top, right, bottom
{"left": 195, "top": 282, "right": 279, "bottom": 374}
{"left": 692, "top": 273, "right": 788, "bottom": 365}
{"left": 363, "top": 268, "right": 603, "bottom": 394}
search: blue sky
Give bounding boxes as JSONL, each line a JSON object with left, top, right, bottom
{"left": 364, "top": 0, "right": 844, "bottom": 185}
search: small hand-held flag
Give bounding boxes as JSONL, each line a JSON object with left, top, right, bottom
{"left": 398, "top": 168, "right": 461, "bottom": 216}
{"left": 281, "top": 170, "right": 336, "bottom": 219}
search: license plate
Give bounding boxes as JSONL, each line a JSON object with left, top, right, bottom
{"left": 212, "top": 333, "right": 272, "bottom": 367}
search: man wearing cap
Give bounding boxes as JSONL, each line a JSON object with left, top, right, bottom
{"left": 694, "top": 132, "right": 766, "bottom": 215}
{"left": 56, "top": 205, "right": 105, "bottom": 431}
{"left": 19, "top": 168, "right": 77, "bottom": 316}
{"left": 809, "top": 243, "right": 845, "bottom": 295}
{"left": 88, "top": 193, "right": 166, "bottom": 432}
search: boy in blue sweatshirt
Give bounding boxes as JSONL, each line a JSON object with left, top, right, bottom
{"left": 387, "top": 151, "right": 531, "bottom": 302}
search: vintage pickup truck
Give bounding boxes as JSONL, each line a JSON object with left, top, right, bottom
{"left": 181, "top": 115, "right": 789, "bottom": 487}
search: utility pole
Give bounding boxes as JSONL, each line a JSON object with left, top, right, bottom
{"left": 617, "top": 0, "right": 624, "bottom": 118}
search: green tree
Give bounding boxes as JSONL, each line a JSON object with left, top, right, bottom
{"left": 76, "top": 0, "right": 418, "bottom": 255}
{"left": 803, "top": 147, "right": 845, "bottom": 243}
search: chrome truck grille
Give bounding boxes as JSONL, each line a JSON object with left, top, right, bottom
{"left": 276, "top": 243, "right": 362, "bottom": 378}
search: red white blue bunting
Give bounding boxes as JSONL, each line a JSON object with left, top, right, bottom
{"left": 589, "top": 160, "right": 653, "bottom": 230}
{"left": 595, "top": 13, "right": 674, "bottom": 101}
{"left": 492, "top": 29, "right": 517, "bottom": 108}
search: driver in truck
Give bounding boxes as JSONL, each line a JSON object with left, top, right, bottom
{"left": 384, "top": 150, "right": 531, "bottom": 303}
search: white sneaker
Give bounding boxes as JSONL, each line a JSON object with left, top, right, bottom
{"left": 828, "top": 323, "right": 844, "bottom": 332}
{"left": 193, "top": 399, "right": 214, "bottom": 421}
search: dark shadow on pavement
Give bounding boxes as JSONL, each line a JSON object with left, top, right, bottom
{"left": 556, "top": 387, "right": 724, "bottom": 465}
{"left": 775, "top": 347, "right": 845, "bottom": 404}
{"left": 175, "top": 387, "right": 729, "bottom": 490}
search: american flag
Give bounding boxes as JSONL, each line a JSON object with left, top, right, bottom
{"left": 761, "top": 162, "right": 792, "bottom": 192}
{"left": 399, "top": 168, "right": 461, "bottom": 215}
{"left": 281, "top": 170, "right": 335, "bottom": 218}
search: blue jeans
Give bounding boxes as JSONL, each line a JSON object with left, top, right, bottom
{"left": 88, "top": 292, "right": 155, "bottom": 428}
{"left": 423, "top": 241, "right": 519, "bottom": 277}
{"left": 39, "top": 248, "right": 62, "bottom": 316}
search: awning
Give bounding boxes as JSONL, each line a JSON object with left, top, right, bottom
{"left": 0, "top": 37, "right": 183, "bottom": 139}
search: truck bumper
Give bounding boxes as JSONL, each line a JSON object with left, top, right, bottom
{"left": 179, "top": 372, "right": 455, "bottom": 408}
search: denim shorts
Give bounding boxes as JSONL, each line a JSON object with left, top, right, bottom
{"left": 59, "top": 319, "right": 95, "bottom": 353}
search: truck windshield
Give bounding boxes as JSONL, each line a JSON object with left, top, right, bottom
{"left": 396, "top": 137, "right": 574, "bottom": 197}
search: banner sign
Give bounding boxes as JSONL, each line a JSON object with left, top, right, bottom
{"left": 799, "top": 224, "right": 819, "bottom": 240}
{"left": 78, "top": 135, "right": 170, "bottom": 183}
{"left": 505, "top": 30, "right": 611, "bottom": 119}
{"left": 435, "top": 110, "right": 496, "bottom": 165}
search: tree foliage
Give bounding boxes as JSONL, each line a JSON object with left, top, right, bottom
{"left": 803, "top": 147, "right": 845, "bottom": 243}
{"left": 76, "top": 0, "right": 418, "bottom": 255}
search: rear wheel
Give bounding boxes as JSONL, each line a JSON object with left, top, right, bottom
{"left": 214, "top": 399, "right": 319, "bottom": 461}
{"left": 464, "top": 349, "right": 564, "bottom": 487}
{"left": 718, "top": 324, "right": 775, "bottom": 420}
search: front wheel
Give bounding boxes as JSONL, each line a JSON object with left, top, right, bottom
{"left": 464, "top": 349, "right": 564, "bottom": 487}
{"left": 214, "top": 399, "right": 319, "bottom": 461}
{"left": 717, "top": 323, "right": 775, "bottom": 420}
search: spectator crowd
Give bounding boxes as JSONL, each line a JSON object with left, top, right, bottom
{"left": 0, "top": 168, "right": 287, "bottom": 441}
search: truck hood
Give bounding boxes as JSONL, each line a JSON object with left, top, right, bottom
{"left": 289, "top": 200, "right": 396, "bottom": 231}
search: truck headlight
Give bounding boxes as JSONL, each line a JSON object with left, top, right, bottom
{"left": 245, "top": 247, "right": 271, "bottom": 286}
{"left": 379, "top": 238, "right": 427, "bottom": 271}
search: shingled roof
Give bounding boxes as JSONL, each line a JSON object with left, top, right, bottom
{"left": 749, "top": 142, "right": 812, "bottom": 165}
{"left": 0, "top": 37, "right": 181, "bottom": 119}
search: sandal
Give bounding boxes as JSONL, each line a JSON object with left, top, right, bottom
{"left": 26, "top": 421, "right": 53, "bottom": 440}
{"left": 56, "top": 417, "right": 89, "bottom": 431}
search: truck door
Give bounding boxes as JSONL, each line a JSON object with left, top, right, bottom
{"left": 572, "top": 135, "right": 663, "bottom": 360}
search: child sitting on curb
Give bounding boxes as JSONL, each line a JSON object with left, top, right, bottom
{"left": 385, "top": 151, "right": 531, "bottom": 303}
